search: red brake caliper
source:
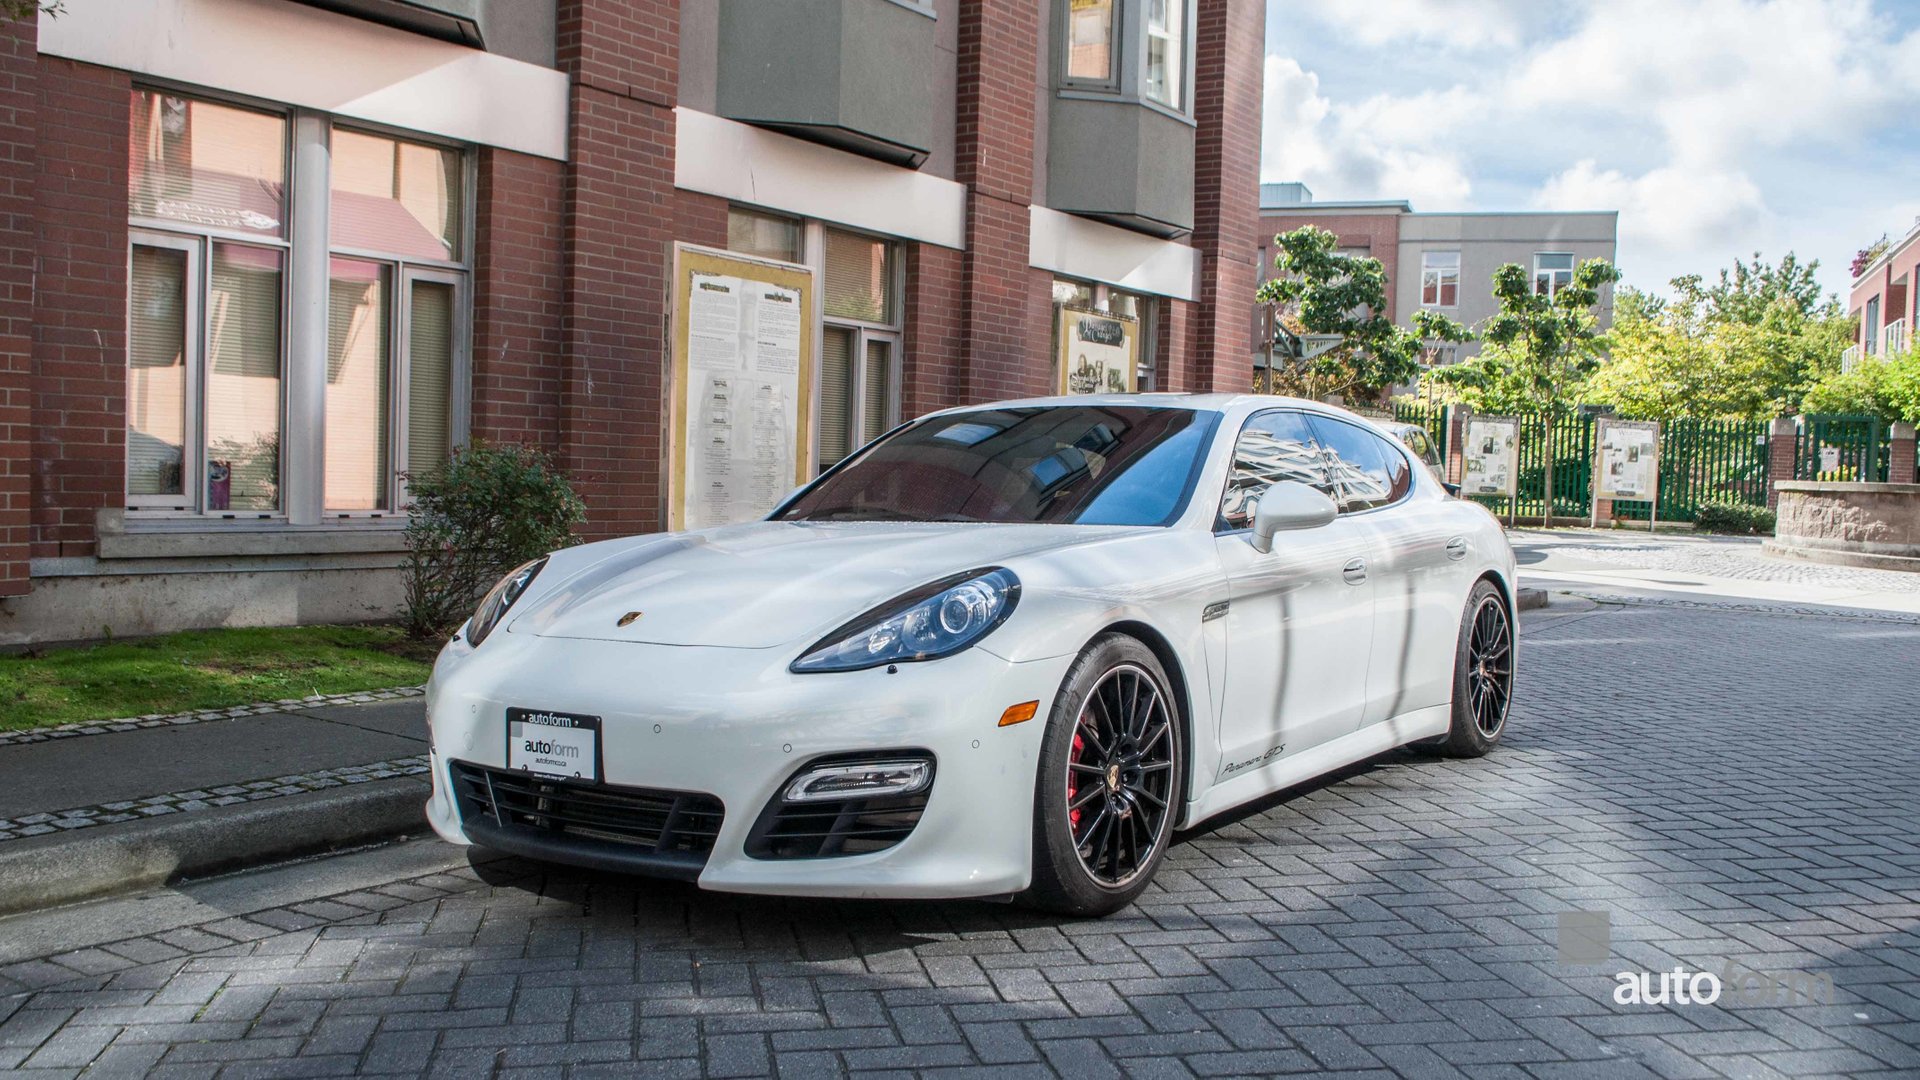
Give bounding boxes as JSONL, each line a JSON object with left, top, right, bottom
{"left": 1068, "top": 732, "right": 1085, "bottom": 829}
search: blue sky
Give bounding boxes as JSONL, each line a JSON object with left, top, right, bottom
{"left": 1262, "top": 0, "right": 1920, "bottom": 301}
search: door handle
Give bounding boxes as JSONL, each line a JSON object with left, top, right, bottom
{"left": 1445, "top": 536, "right": 1469, "bottom": 561}
{"left": 1342, "top": 557, "right": 1368, "bottom": 585}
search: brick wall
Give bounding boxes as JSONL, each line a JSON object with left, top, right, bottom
{"left": 555, "top": 0, "right": 680, "bottom": 542}
{"left": 32, "top": 59, "right": 128, "bottom": 561}
{"left": 0, "top": 22, "right": 34, "bottom": 595}
{"left": 903, "top": 242, "right": 964, "bottom": 418}
{"left": 954, "top": 0, "right": 1046, "bottom": 403}
{"left": 471, "top": 148, "right": 565, "bottom": 453}
{"left": 1189, "top": 0, "right": 1262, "bottom": 394}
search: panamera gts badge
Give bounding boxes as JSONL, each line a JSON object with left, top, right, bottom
{"left": 617, "top": 611, "right": 643, "bottom": 627}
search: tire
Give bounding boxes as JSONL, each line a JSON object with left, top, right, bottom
{"left": 1020, "top": 633, "right": 1183, "bottom": 917}
{"left": 1424, "top": 579, "right": 1514, "bottom": 757}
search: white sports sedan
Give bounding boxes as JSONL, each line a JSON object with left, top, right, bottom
{"left": 424, "top": 394, "right": 1516, "bottom": 916}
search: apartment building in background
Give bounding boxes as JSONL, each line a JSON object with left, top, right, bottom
{"left": 0, "top": 0, "right": 1264, "bottom": 645}
{"left": 1846, "top": 218, "right": 1920, "bottom": 369}
{"left": 1252, "top": 182, "right": 1619, "bottom": 369}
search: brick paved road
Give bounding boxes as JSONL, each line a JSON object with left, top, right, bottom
{"left": 2, "top": 599, "right": 1917, "bottom": 1078}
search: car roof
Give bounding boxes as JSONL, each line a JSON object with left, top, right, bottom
{"left": 931, "top": 392, "right": 1331, "bottom": 417}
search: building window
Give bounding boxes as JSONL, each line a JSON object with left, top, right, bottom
{"left": 1051, "top": 276, "right": 1158, "bottom": 392}
{"left": 1423, "top": 344, "right": 1458, "bottom": 368}
{"left": 1865, "top": 296, "right": 1880, "bottom": 355}
{"left": 1533, "top": 252, "right": 1575, "bottom": 297}
{"left": 1065, "top": 0, "right": 1115, "bottom": 83}
{"left": 726, "top": 208, "right": 903, "bottom": 476}
{"left": 1143, "top": 0, "right": 1184, "bottom": 109}
{"left": 1420, "top": 251, "right": 1460, "bottom": 308}
{"left": 128, "top": 91, "right": 289, "bottom": 513}
{"left": 125, "top": 89, "right": 468, "bottom": 519}
{"left": 326, "top": 126, "right": 467, "bottom": 513}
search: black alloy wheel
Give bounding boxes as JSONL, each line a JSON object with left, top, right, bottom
{"left": 1065, "top": 662, "right": 1175, "bottom": 887}
{"left": 1023, "top": 634, "right": 1184, "bottom": 916}
{"left": 1422, "top": 578, "right": 1514, "bottom": 758}
{"left": 1465, "top": 593, "right": 1512, "bottom": 738}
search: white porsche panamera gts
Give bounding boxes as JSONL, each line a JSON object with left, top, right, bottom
{"left": 424, "top": 394, "right": 1517, "bottom": 916}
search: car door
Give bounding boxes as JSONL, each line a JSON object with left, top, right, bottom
{"left": 1307, "top": 415, "right": 1459, "bottom": 726}
{"left": 1211, "top": 410, "right": 1377, "bottom": 779}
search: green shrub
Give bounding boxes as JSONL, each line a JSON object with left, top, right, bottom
{"left": 1693, "top": 499, "right": 1776, "bottom": 536}
{"left": 401, "top": 443, "right": 586, "bottom": 639}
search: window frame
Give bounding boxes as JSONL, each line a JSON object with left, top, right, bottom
{"left": 125, "top": 231, "right": 205, "bottom": 512}
{"left": 1533, "top": 252, "right": 1576, "bottom": 298}
{"left": 1420, "top": 250, "right": 1460, "bottom": 309}
{"left": 1141, "top": 0, "right": 1186, "bottom": 111}
{"left": 1060, "top": 0, "right": 1123, "bottom": 94}
{"left": 813, "top": 220, "right": 905, "bottom": 475}
{"left": 1053, "top": 0, "right": 1196, "bottom": 121}
{"left": 123, "top": 84, "right": 474, "bottom": 524}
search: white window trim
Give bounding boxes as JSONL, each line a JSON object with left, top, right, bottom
{"left": 125, "top": 231, "right": 204, "bottom": 513}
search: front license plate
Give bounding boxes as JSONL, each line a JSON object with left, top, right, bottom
{"left": 506, "top": 708, "right": 601, "bottom": 782}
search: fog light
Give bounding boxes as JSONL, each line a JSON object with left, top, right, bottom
{"left": 783, "top": 759, "right": 932, "bottom": 803}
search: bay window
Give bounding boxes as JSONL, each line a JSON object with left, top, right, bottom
{"left": 1143, "top": 0, "right": 1184, "bottom": 109}
{"left": 124, "top": 88, "right": 468, "bottom": 520}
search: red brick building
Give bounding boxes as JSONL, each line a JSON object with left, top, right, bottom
{"left": 1846, "top": 219, "right": 1918, "bottom": 366}
{"left": 1, "top": 0, "right": 1263, "bottom": 645}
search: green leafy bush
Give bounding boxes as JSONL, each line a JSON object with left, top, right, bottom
{"left": 1693, "top": 499, "right": 1776, "bottom": 536}
{"left": 402, "top": 443, "right": 586, "bottom": 639}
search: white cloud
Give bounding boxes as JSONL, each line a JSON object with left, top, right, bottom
{"left": 1533, "top": 160, "right": 1768, "bottom": 286}
{"left": 1288, "top": 0, "right": 1538, "bottom": 50}
{"left": 1261, "top": 56, "right": 1472, "bottom": 207}
{"left": 1264, "top": 0, "right": 1920, "bottom": 296}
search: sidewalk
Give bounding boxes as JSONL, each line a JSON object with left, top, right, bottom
{"left": 0, "top": 692, "right": 432, "bottom": 915}
{"left": 1509, "top": 527, "right": 1920, "bottom": 617}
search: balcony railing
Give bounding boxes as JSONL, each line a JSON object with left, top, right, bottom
{"left": 1884, "top": 318, "right": 1906, "bottom": 356}
{"left": 1842, "top": 345, "right": 1862, "bottom": 373}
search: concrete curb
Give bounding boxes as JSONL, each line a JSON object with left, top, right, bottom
{"left": 0, "top": 777, "right": 429, "bottom": 917}
{"left": 1516, "top": 587, "right": 1549, "bottom": 611}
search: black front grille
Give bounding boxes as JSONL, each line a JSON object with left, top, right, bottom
{"left": 745, "top": 754, "right": 934, "bottom": 860}
{"left": 451, "top": 762, "right": 724, "bottom": 861}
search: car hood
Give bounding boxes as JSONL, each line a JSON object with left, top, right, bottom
{"left": 509, "top": 520, "right": 1139, "bottom": 649}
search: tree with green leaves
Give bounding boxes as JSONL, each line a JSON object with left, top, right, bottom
{"left": 1428, "top": 256, "right": 1621, "bottom": 522}
{"left": 1257, "top": 226, "right": 1468, "bottom": 402}
{"left": 1, "top": 2, "right": 60, "bottom": 20}
{"left": 1580, "top": 263, "right": 1850, "bottom": 421}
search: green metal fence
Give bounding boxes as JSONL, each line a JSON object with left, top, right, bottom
{"left": 1611, "top": 418, "right": 1771, "bottom": 521}
{"left": 1794, "top": 414, "right": 1887, "bottom": 482}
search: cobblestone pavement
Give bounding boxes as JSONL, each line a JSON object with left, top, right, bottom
{"left": 1, "top": 601, "right": 1917, "bottom": 1078}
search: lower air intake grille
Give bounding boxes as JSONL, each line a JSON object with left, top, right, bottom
{"left": 451, "top": 762, "right": 724, "bottom": 859}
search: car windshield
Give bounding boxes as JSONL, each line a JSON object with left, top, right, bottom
{"left": 776, "top": 405, "right": 1218, "bottom": 526}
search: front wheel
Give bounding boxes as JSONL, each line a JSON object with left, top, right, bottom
{"left": 1020, "top": 634, "right": 1183, "bottom": 917}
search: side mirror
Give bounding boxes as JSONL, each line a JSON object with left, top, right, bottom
{"left": 1442, "top": 482, "right": 1461, "bottom": 498}
{"left": 1250, "top": 480, "right": 1338, "bottom": 553}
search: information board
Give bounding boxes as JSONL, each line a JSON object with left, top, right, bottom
{"left": 668, "top": 245, "right": 815, "bottom": 531}
{"left": 1055, "top": 308, "right": 1138, "bottom": 395}
{"left": 1594, "top": 418, "right": 1660, "bottom": 501}
{"left": 1461, "top": 415, "right": 1520, "bottom": 498}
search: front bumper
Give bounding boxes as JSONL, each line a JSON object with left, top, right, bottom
{"left": 424, "top": 628, "right": 1072, "bottom": 899}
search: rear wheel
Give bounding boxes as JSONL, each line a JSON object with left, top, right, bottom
{"left": 1020, "top": 634, "right": 1183, "bottom": 917}
{"left": 1425, "top": 579, "right": 1513, "bottom": 757}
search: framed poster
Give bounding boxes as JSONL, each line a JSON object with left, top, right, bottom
{"left": 1055, "top": 307, "right": 1138, "bottom": 395}
{"left": 1461, "top": 415, "right": 1520, "bottom": 498}
{"left": 1594, "top": 418, "right": 1659, "bottom": 501}
{"left": 668, "top": 244, "right": 816, "bottom": 532}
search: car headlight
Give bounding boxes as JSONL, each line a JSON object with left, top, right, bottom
{"left": 464, "top": 557, "right": 547, "bottom": 647}
{"left": 792, "top": 568, "right": 1020, "bottom": 673}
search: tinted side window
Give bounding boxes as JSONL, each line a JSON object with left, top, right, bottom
{"left": 1307, "top": 416, "right": 1411, "bottom": 512}
{"left": 1403, "top": 429, "right": 1435, "bottom": 465}
{"left": 1217, "top": 411, "right": 1332, "bottom": 529}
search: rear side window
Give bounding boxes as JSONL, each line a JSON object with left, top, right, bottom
{"left": 1403, "top": 428, "right": 1437, "bottom": 467}
{"left": 1217, "top": 410, "right": 1333, "bottom": 530}
{"left": 1306, "top": 416, "right": 1411, "bottom": 513}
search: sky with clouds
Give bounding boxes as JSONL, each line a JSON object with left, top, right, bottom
{"left": 1262, "top": 0, "right": 1920, "bottom": 302}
